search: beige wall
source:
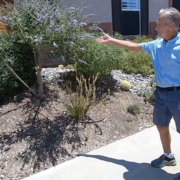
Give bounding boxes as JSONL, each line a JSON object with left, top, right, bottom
{"left": 149, "top": 0, "right": 169, "bottom": 22}
{"left": 61, "top": 0, "right": 112, "bottom": 23}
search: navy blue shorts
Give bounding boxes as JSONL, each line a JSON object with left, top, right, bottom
{"left": 153, "top": 87, "right": 180, "bottom": 132}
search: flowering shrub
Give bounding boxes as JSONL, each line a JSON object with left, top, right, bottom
{"left": 66, "top": 36, "right": 126, "bottom": 77}
{"left": 0, "top": 0, "right": 97, "bottom": 98}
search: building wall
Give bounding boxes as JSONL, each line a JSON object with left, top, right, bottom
{"left": 149, "top": 0, "right": 169, "bottom": 22}
{"left": 61, "top": 0, "right": 113, "bottom": 34}
{"left": 149, "top": 0, "right": 169, "bottom": 38}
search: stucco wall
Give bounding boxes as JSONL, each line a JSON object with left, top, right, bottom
{"left": 61, "top": 0, "right": 112, "bottom": 23}
{"left": 149, "top": 0, "right": 169, "bottom": 22}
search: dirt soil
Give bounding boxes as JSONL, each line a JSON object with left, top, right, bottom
{"left": 0, "top": 80, "right": 154, "bottom": 180}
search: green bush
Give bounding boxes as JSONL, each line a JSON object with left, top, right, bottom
{"left": 127, "top": 104, "right": 141, "bottom": 116}
{"left": 71, "top": 37, "right": 126, "bottom": 77}
{"left": 119, "top": 36, "right": 155, "bottom": 75}
{"left": 0, "top": 33, "right": 36, "bottom": 101}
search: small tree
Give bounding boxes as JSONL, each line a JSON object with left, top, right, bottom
{"left": 0, "top": 0, "right": 95, "bottom": 98}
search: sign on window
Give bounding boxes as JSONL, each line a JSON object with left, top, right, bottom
{"left": 122, "top": 0, "right": 140, "bottom": 10}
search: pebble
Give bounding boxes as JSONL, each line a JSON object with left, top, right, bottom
{"left": 41, "top": 68, "right": 155, "bottom": 96}
{"left": 111, "top": 70, "right": 154, "bottom": 95}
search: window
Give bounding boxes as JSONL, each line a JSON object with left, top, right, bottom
{"left": 122, "top": 0, "right": 140, "bottom": 10}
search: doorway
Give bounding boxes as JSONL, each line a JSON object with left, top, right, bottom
{"left": 111, "top": 0, "right": 149, "bottom": 36}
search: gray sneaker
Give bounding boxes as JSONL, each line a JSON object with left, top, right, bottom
{"left": 151, "top": 154, "right": 176, "bottom": 168}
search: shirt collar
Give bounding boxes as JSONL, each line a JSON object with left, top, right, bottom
{"left": 163, "top": 33, "right": 180, "bottom": 46}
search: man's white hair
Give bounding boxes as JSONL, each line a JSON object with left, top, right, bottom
{"left": 159, "top": 7, "right": 180, "bottom": 31}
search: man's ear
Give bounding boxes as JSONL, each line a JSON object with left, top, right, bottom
{"left": 169, "top": 22, "right": 176, "bottom": 29}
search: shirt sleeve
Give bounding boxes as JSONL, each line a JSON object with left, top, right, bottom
{"left": 140, "top": 40, "right": 156, "bottom": 55}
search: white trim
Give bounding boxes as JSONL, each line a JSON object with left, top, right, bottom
{"left": 122, "top": 9, "right": 140, "bottom": 11}
{"left": 139, "top": 0, "right": 141, "bottom": 35}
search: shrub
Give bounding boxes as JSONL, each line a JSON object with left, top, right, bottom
{"left": 141, "top": 76, "right": 156, "bottom": 103}
{"left": 120, "top": 80, "right": 131, "bottom": 91}
{"left": 0, "top": 0, "right": 99, "bottom": 98}
{"left": 119, "top": 35, "right": 155, "bottom": 75}
{"left": 127, "top": 104, "right": 140, "bottom": 116}
{"left": 0, "top": 32, "right": 36, "bottom": 101}
{"left": 71, "top": 37, "right": 126, "bottom": 77}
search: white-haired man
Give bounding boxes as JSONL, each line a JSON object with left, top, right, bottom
{"left": 96, "top": 7, "right": 180, "bottom": 180}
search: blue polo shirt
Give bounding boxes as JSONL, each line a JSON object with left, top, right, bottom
{"left": 140, "top": 33, "right": 180, "bottom": 87}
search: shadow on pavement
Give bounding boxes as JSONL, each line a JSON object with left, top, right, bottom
{"left": 80, "top": 154, "right": 180, "bottom": 180}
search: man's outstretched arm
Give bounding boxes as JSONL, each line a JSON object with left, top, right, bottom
{"left": 96, "top": 33, "right": 143, "bottom": 52}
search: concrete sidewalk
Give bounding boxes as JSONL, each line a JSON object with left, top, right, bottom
{"left": 22, "top": 120, "right": 180, "bottom": 180}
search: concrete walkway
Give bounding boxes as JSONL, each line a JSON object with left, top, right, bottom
{"left": 22, "top": 120, "right": 180, "bottom": 180}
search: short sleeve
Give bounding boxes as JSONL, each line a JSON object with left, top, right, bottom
{"left": 140, "top": 40, "right": 156, "bottom": 55}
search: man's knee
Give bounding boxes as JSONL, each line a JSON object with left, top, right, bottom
{"left": 156, "top": 125, "right": 169, "bottom": 134}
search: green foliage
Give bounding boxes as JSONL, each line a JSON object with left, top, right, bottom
{"left": 113, "top": 32, "right": 123, "bottom": 40}
{"left": 0, "top": 32, "right": 36, "bottom": 101}
{"left": 141, "top": 76, "right": 156, "bottom": 103}
{"left": 127, "top": 104, "right": 141, "bottom": 116}
{"left": 0, "top": 0, "right": 99, "bottom": 97}
{"left": 62, "top": 74, "right": 98, "bottom": 119}
{"left": 120, "top": 80, "right": 131, "bottom": 91}
{"left": 70, "top": 37, "right": 125, "bottom": 77}
{"left": 119, "top": 35, "right": 155, "bottom": 75}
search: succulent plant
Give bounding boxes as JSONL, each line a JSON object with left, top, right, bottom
{"left": 120, "top": 80, "right": 131, "bottom": 91}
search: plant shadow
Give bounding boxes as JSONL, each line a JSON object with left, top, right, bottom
{"left": 0, "top": 113, "right": 84, "bottom": 172}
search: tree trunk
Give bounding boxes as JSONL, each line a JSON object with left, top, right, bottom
{"left": 36, "top": 68, "right": 44, "bottom": 99}
{"left": 34, "top": 45, "right": 50, "bottom": 99}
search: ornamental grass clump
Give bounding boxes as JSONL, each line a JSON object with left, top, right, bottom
{"left": 61, "top": 73, "right": 99, "bottom": 119}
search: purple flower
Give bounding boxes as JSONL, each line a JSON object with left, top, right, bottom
{"left": 69, "top": 7, "right": 76, "bottom": 10}
{"left": 59, "top": 24, "right": 64, "bottom": 32}
{"left": 94, "top": 27, "right": 104, "bottom": 32}
{"left": 53, "top": 42, "right": 58, "bottom": 47}
{"left": 68, "top": 7, "right": 76, "bottom": 13}
{"left": 79, "top": 22, "right": 87, "bottom": 27}
{"left": 82, "top": 14, "right": 95, "bottom": 21}
{"left": 6, "top": 58, "right": 12, "bottom": 63}
{"left": 68, "top": 19, "right": 77, "bottom": 26}
{"left": 66, "top": 41, "right": 74, "bottom": 45}
{"left": 46, "top": 28, "right": 52, "bottom": 32}
{"left": 60, "top": 56, "right": 65, "bottom": 61}
{"left": 55, "top": 10, "right": 61, "bottom": 18}
{"left": 77, "top": 59, "right": 87, "bottom": 65}
{"left": 79, "top": 47, "right": 85, "bottom": 51}
{"left": 34, "top": 37, "right": 42, "bottom": 43}
{"left": 80, "top": 33, "right": 94, "bottom": 40}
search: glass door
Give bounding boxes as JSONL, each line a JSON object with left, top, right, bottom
{"left": 121, "top": 0, "right": 141, "bottom": 36}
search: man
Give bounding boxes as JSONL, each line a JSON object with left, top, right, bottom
{"left": 96, "top": 7, "right": 180, "bottom": 180}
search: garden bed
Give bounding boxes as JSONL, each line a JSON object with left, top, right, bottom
{"left": 0, "top": 82, "right": 154, "bottom": 180}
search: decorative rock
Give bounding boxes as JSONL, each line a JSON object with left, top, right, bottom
{"left": 41, "top": 68, "right": 155, "bottom": 96}
{"left": 58, "top": 64, "right": 64, "bottom": 69}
